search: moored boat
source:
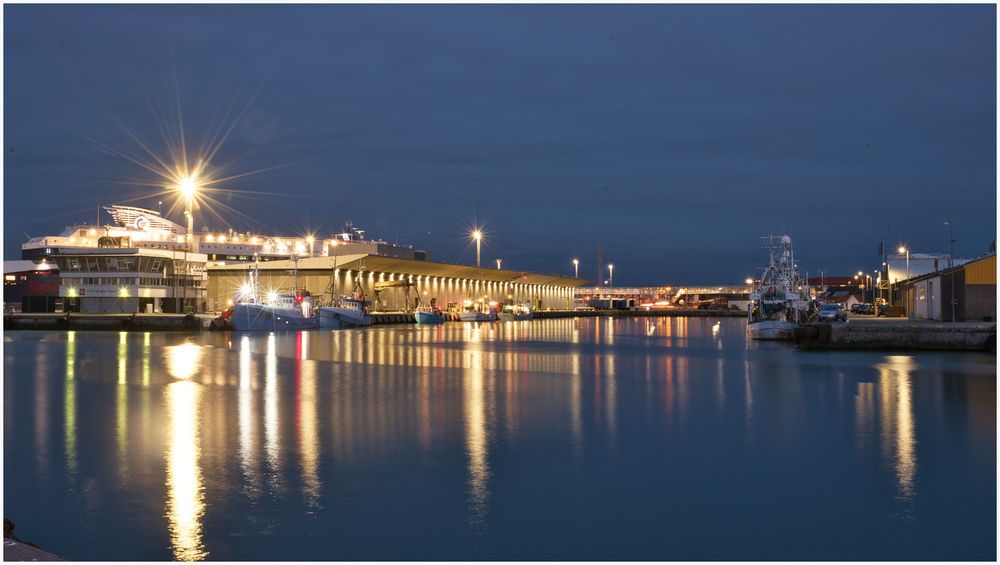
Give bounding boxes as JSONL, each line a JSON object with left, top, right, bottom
{"left": 231, "top": 302, "right": 319, "bottom": 331}
{"left": 498, "top": 304, "right": 532, "bottom": 322}
{"left": 747, "top": 234, "right": 810, "bottom": 341}
{"left": 414, "top": 306, "right": 445, "bottom": 324}
{"left": 318, "top": 296, "right": 373, "bottom": 329}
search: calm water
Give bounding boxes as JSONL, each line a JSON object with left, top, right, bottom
{"left": 3, "top": 318, "right": 996, "bottom": 560}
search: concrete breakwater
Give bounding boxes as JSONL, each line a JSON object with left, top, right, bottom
{"left": 3, "top": 313, "right": 212, "bottom": 331}
{"left": 794, "top": 319, "right": 997, "bottom": 352}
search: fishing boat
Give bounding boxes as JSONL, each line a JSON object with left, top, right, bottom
{"left": 747, "top": 234, "right": 810, "bottom": 341}
{"left": 498, "top": 303, "right": 532, "bottom": 322}
{"left": 318, "top": 296, "right": 372, "bottom": 329}
{"left": 230, "top": 259, "right": 318, "bottom": 331}
{"left": 458, "top": 298, "right": 497, "bottom": 322}
{"left": 414, "top": 305, "right": 445, "bottom": 324}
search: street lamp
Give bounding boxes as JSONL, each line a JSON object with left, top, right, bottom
{"left": 944, "top": 220, "right": 957, "bottom": 321}
{"left": 471, "top": 229, "right": 482, "bottom": 267}
{"left": 898, "top": 246, "right": 909, "bottom": 280}
{"left": 178, "top": 174, "right": 198, "bottom": 245}
{"left": 573, "top": 258, "right": 579, "bottom": 278}
{"left": 608, "top": 263, "right": 614, "bottom": 288}
{"left": 306, "top": 234, "right": 315, "bottom": 258}
{"left": 496, "top": 258, "right": 502, "bottom": 270}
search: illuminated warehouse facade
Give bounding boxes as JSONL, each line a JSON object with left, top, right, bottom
{"left": 207, "top": 254, "right": 586, "bottom": 313}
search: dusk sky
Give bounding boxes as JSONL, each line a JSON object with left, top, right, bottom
{"left": 4, "top": 4, "right": 996, "bottom": 285}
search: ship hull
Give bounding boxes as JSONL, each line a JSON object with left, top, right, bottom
{"left": 748, "top": 320, "right": 798, "bottom": 340}
{"left": 232, "top": 304, "right": 318, "bottom": 331}
{"left": 414, "top": 311, "right": 444, "bottom": 324}
{"left": 318, "top": 307, "right": 372, "bottom": 329}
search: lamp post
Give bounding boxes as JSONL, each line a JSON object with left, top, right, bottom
{"left": 306, "top": 235, "right": 315, "bottom": 258}
{"left": 496, "top": 258, "right": 502, "bottom": 270}
{"left": 179, "top": 175, "right": 198, "bottom": 247}
{"left": 898, "top": 246, "right": 909, "bottom": 280}
{"left": 573, "top": 258, "right": 579, "bottom": 278}
{"left": 944, "top": 220, "right": 957, "bottom": 321}
{"left": 608, "top": 263, "right": 614, "bottom": 288}
{"left": 472, "top": 229, "right": 482, "bottom": 267}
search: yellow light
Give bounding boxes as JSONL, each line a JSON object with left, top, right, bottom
{"left": 472, "top": 229, "right": 482, "bottom": 241}
{"left": 67, "top": 287, "right": 78, "bottom": 297}
{"left": 266, "top": 290, "right": 279, "bottom": 304}
{"left": 206, "top": 235, "right": 215, "bottom": 243}
{"left": 251, "top": 237, "right": 259, "bottom": 245}
{"left": 745, "top": 278, "right": 754, "bottom": 285}
{"left": 306, "top": 235, "right": 315, "bottom": 245}
{"left": 898, "top": 246, "right": 906, "bottom": 254}
{"left": 119, "top": 287, "right": 129, "bottom": 297}
{"left": 178, "top": 175, "right": 198, "bottom": 199}
{"left": 88, "top": 228, "right": 97, "bottom": 236}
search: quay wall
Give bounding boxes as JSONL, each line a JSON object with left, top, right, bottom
{"left": 3, "top": 313, "right": 211, "bottom": 331}
{"left": 795, "top": 320, "right": 996, "bottom": 352}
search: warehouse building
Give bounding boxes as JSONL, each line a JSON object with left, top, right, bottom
{"left": 207, "top": 254, "right": 586, "bottom": 313}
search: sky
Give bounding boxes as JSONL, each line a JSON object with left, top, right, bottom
{"left": 3, "top": 4, "right": 996, "bottom": 285}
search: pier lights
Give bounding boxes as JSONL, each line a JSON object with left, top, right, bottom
{"left": 471, "top": 229, "right": 483, "bottom": 267}
{"left": 573, "top": 258, "right": 579, "bottom": 278}
{"left": 496, "top": 258, "right": 502, "bottom": 270}
{"left": 608, "top": 263, "right": 614, "bottom": 288}
{"left": 897, "top": 246, "right": 910, "bottom": 280}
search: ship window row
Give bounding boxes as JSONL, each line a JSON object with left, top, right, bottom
{"left": 61, "top": 276, "right": 204, "bottom": 287}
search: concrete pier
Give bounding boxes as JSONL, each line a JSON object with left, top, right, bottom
{"left": 794, "top": 319, "right": 997, "bottom": 352}
{"left": 3, "top": 313, "right": 213, "bottom": 332}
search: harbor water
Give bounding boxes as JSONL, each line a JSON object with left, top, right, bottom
{"left": 3, "top": 317, "right": 996, "bottom": 560}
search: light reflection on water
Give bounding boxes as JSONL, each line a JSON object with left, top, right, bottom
{"left": 2, "top": 317, "right": 996, "bottom": 561}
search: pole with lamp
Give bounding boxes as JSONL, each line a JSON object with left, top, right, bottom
{"left": 471, "top": 229, "right": 482, "bottom": 267}
{"left": 573, "top": 258, "right": 579, "bottom": 279}
{"left": 944, "top": 220, "right": 956, "bottom": 321}
{"left": 178, "top": 175, "right": 198, "bottom": 313}
{"left": 496, "top": 258, "right": 502, "bottom": 270}
{"left": 897, "top": 246, "right": 909, "bottom": 314}
{"left": 608, "top": 263, "right": 614, "bottom": 288}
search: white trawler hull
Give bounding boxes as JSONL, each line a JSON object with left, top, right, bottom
{"left": 747, "top": 320, "right": 798, "bottom": 340}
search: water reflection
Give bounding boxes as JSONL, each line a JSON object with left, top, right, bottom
{"left": 4, "top": 319, "right": 995, "bottom": 561}
{"left": 465, "top": 349, "right": 491, "bottom": 531}
{"left": 117, "top": 332, "right": 128, "bottom": 481}
{"left": 876, "top": 355, "right": 917, "bottom": 505}
{"left": 264, "top": 334, "right": 282, "bottom": 493}
{"left": 296, "top": 354, "right": 321, "bottom": 511}
{"left": 64, "top": 332, "right": 77, "bottom": 479}
{"left": 164, "top": 379, "right": 207, "bottom": 561}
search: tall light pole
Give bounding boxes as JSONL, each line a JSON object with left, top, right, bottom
{"left": 179, "top": 175, "right": 198, "bottom": 247}
{"left": 898, "top": 246, "right": 909, "bottom": 280}
{"left": 496, "top": 258, "right": 502, "bottom": 270}
{"left": 944, "top": 220, "right": 956, "bottom": 321}
{"left": 608, "top": 263, "right": 614, "bottom": 288}
{"left": 306, "top": 234, "right": 315, "bottom": 258}
{"left": 472, "top": 229, "right": 482, "bottom": 267}
{"left": 573, "top": 258, "right": 579, "bottom": 278}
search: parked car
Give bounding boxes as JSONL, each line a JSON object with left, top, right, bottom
{"left": 819, "top": 303, "right": 848, "bottom": 322}
{"left": 853, "top": 303, "right": 874, "bottom": 315}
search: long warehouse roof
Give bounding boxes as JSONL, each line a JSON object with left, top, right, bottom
{"left": 208, "top": 254, "right": 589, "bottom": 287}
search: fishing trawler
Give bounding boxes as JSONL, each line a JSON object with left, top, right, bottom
{"left": 458, "top": 298, "right": 496, "bottom": 322}
{"left": 499, "top": 303, "right": 533, "bottom": 322}
{"left": 747, "top": 235, "right": 810, "bottom": 340}
{"left": 318, "top": 291, "right": 373, "bottom": 329}
{"left": 230, "top": 260, "right": 318, "bottom": 331}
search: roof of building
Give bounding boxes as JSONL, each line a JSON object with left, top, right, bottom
{"left": 208, "top": 254, "right": 589, "bottom": 287}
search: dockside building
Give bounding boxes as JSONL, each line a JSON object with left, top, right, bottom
{"left": 207, "top": 254, "right": 586, "bottom": 313}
